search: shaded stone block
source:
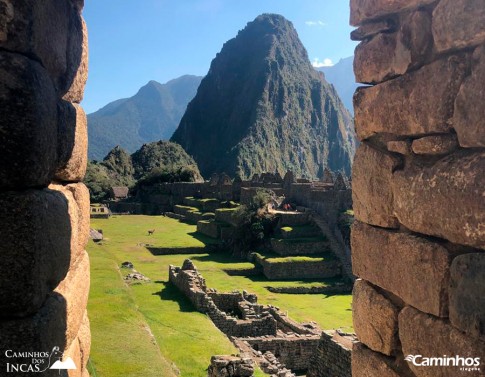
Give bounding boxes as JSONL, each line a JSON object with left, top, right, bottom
{"left": 0, "top": 52, "right": 57, "bottom": 189}
{"left": 411, "top": 134, "right": 458, "bottom": 155}
{"left": 351, "top": 19, "right": 397, "bottom": 41}
{"left": 387, "top": 140, "right": 411, "bottom": 155}
{"left": 0, "top": 189, "right": 71, "bottom": 317}
{"left": 56, "top": 101, "right": 88, "bottom": 182}
{"left": 50, "top": 184, "right": 82, "bottom": 263}
{"left": 0, "top": 294, "right": 68, "bottom": 377}
{"left": 352, "top": 144, "right": 400, "bottom": 228}
{"left": 433, "top": 0, "right": 485, "bottom": 53}
{"left": 352, "top": 342, "right": 411, "bottom": 377}
{"left": 399, "top": 306, "right": 485, "bottom": 377}
{"left": 0, "top": 0, "right": 83, "bottom": 95}
{"left": 392, "top": 150, "right": 485, "bottom": 249}
{"left": 353, "top": 280, "right": 400, "bottom": 356}
{"left": 354, "top": 54, "right": 470, "bottom": 140}
{"left": 350, "top": 0, "right": 435, "bottom": 26}
{"left": 54, "top": 250, "right": 90, "bottom": 349}
{"left": 352, "top": 221, "right": 453, "bottom": 317}
{"left": 354, "top": 10, "right": 432, "bottom": 84}
{"left": 63, "top": 17, "right": 88, "bottom": 103}
{"left": 450, "top": 253, "right": 485, "bottom": 341}
{"left": 454, "top": 45, "right": 485, "bottom": 148}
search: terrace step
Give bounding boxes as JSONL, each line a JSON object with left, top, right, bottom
{"left": 279, "top": 225, "right": 322, "bottom": 239}
{"left": 270, "top": 237, "right": 329, "bottom": 256}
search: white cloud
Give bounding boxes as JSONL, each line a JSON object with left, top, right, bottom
{"left": 312, "top": 58, "right": 334, "bottom": 68}
{"left": 305, "top": 20, "right": 326, "bottom": 27}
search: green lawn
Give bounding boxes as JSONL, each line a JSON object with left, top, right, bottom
{"left": 87, "top": 215, "right": 352, "bottom": 377}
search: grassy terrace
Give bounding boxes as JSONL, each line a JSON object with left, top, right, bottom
{"left": 87, "top": 215, "right": 352, "bottom": 377}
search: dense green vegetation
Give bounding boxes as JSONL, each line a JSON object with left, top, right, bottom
{"left": 84, "top": 141, "right": 202, "bottom": 202}
{"left": 87, "top": 215, "right": 352, "bottom": 376}
{"left": 88, "top": 75, "right": 203, "bottom": 160}
{"left": 172, "top": 14, "right": 356, "bottom": 179}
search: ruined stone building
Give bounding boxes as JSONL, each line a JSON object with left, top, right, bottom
{"left": 350, "top": 0, "right": 485, "bottom": 376}
{"left": 0, "top": 1, "right": 91, "bottom": 375}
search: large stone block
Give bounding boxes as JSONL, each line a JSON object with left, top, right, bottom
{"left": 454, "top": 45, "right": 485, "bottom": 148}
{"left": 0, "top": 0, "right": 83, "bottom": 95}
{"left": 55, "top": 250, "right": 90, "bottom": 349}
{"left": 63, "top": 17, "right": 88, "bottom": 103}
{"left": 352, "top": 342, "right": 413, "bottom": 377}
{"left": 352, "top": 221, "right": 453, "bottom": 317}
{"left": 350, "top": 0, "right": 435, "bottom": 26}
{"left": 64, "top": 335, "right": 82, "bottom": 377}
{"left": 354, "top": 54, "right": 470, "bottom": 140}
{"left": 433, "top": 0, "right": 485, "bottom": 53}
{"left": 0, "top": 293, "right": 68, "bottom": 377}
{"left": 0, "top": 189, "right": 71, "bottom": 317}
{"left": 354, "top": 10, "right": 432, "bottom": 84}
{"left": 353, "top": 280, "right": 400, "bottom": 356}
{"left": 352, "top": 144, "right": 400, "bottom": 228}
{"left": 392, "top": 150, "right": 485, "bottom": 249}
{"left": 411, "top": 134, "right": 458, "bottom": 155}
{"left": 56, "top": 102, "right": 88, "bottom": 182}
{"left": 67, "top": 183, "right": 90, "bottom": 251}
{"left": 0, "top": 52, "right": 57, "bottom": 189}
{"left": 450, "top": 253, "right": 485, "bottom": 341}
{"left": 399, "top": 306, "right": 485, "bottom": 377}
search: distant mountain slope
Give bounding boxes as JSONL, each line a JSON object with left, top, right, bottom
{"left": 172, "top": 14, "right": 356, "bottom": 179}
{"left": 88, "top": 75, "right": 203, "bottom": 160}
{"left": 318, "top": 56, "right": 358, "bottom": 114}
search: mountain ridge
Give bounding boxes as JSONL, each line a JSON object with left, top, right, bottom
{"left": 87, "top": 75, "right": 203, "bottom": 160}
{"left": 172, "top": 14, "right": 356, "bottom": 179}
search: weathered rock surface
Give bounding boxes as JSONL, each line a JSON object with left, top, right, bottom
{"left": 399, "top": 306, "right": 485, "bottom": 377}
{"left": 0, "top": 0, "right": 83, "bottom": 95}
{"left": 352, "top": 221, "right": 453, "bottom": 317}
{"left": 350, "top": 0, "right": 435, "bottom": 26}
{"left": 0, "top": 52, "right": 57, "bottom": 189}
{"left": 351, "top": 19, "right": 397, "bottom": 41}
{"left": 354, "top": 54, "right": 470, "bottom": 140}
{"left": 0, "top": 294, "right": 68, "bottom": 369}
{"left": 433, "top": 0, "right": 485, "bottom": 53}
{"left": 353, "top": 280, "right": 400, "bottom": 356}
{"left": 54, "top": 250, "right": 90, "bottom": 348}
{"left": 392, "top": 150, "right": 485, "bottom": 249}
{"left": 352, "top": 144, "right": 400, "bottom": 228}
{"left": 453, "top": 45, "right": 485, "bottom": 148}
{"left": 449, "top": 253, "right": 485, "bottom": 341}
{"left": 66, "top": 183, "right": 90, "bottom": 251}
{"left": 354, "top": 10, "right": 432, "bottom": 84}
{"left": 78, "top": 311, "right": 91, "bottom": 372}
{"left": 0, "top": 189, "right": 71, "bottom": 317}
{"left": 63, "top": 17, "right": 88, "bottom": 103}
{"left": 352, "top": 342, "right": 411, "bottom": 377}
{"left": 411, "top": 134, "right": 458, "bottom": 155}
{"left": 387, "top": 140, "right": 411, "bottom": 155}
{"left": 56, "top": 102, "right": 88, "bottom": 182}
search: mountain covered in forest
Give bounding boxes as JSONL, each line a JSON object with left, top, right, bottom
{"left": 84, "top": 141, "right": 202, "bottom": 201}
{"left": 318, "top": 56, "right": 358, "bottom": 114}
{"left": 171, "top": 14, "right": 356, "bottom": 179}
{"left": 88, "top": 75, "right": 203, "bottom": 160}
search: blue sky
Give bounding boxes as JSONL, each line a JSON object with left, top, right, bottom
{"left": 82, "top": 0, "right": 357, "bottom": 113}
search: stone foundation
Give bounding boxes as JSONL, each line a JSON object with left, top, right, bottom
{"left": 351, "top": 0, "right": 485, "bottom": 376}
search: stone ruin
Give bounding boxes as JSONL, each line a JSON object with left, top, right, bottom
{"left": 351, "top": 0, "right": 485, "bottom": 376}
{"left": 208, "top": 356, "right": 254, "bottom": 377}
{"left": 170, "top": 260, "right": 356, "bottom": 377}
{"left": 0, "top": 1, "right": 91, "bottom": 376}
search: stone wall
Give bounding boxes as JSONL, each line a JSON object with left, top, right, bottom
{"left": 168, "top": 263, "right": 278, "bottom": 337}
{"left": 351, "top": 0, "right": 485, "bottom": 376}
{"left": 0, "top": 1, "right": 90, "bottom": 375}
{"left": 307, "top": 330, "right": 355, "bottom": 377}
